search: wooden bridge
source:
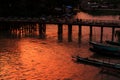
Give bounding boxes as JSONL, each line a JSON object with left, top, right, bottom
{"left": 0, "top": 17, "right": 120, "bottom": 26}
{"left": 0, "top": 17, "right": 120, "bottom": 43}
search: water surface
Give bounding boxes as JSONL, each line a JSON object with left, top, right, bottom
{"left": 0, "top": 12, "right": 120, "bottom": 80}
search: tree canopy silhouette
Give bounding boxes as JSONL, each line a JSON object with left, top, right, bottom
{"left": 0, "top": 0, "right": 78, "bottom": 17}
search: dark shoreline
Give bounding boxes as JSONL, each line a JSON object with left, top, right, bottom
{"left": 81, "top": 9, "right": 120, "bottom": 16}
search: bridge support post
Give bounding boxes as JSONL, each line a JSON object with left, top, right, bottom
{"left": 39, "top": 23, "right": 46, "bottom": 39}
{"left": 89, "top": 26, "right": 93, "bottom": 41}
{"left": 78, "top": 25, "right": 82, "bottom": 43}
{"left": 58, "top": 24, "right": 63, "bottom": 42}
{"left": 112, "top": 27, "right": 115, "bottom": 41}
{"left": 100, "top": 26, "right": 103, "bottom": 43}
{"left": 68, "top": 24, "right": 72, "bottom": 42}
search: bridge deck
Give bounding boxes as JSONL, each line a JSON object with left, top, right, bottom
{"left": 0, "top": 17, "right": 120, "bottom": 27}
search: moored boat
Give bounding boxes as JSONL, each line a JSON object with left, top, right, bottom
{"left": 73, "top": 56, "right": 120, "bottom": 70}
{"left": 106, "top": 40, "right": 120, "bottom": 46}
{"left": 90, "top": 47, "right": 120, "bottom": 57}
{"left": 89, "top": 41, "right": 120, "bottom": 57}
{"left": 89, "top": 41, "right": 120, "bottom": 52}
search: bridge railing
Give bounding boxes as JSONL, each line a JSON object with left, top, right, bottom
{"left": 74, "top": 19, "right": 120, "bottom": 26}
{"left": 0, "top": 17, "right": 120, "bottom": 26}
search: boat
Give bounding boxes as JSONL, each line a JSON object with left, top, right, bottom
{"left": 90, "top": 48, "right": 120, "bottom": 57}
{"left": 89, "top": 41, "right": 120, "bottom": 56}
{"left": 106, "top": 40, "right": 120, "bottom": 46}
{"left": 100, "top": 67, "right": 120, "bottom": 78}
{"left": 73, "top": 56, "right": 120, "bottom": 70}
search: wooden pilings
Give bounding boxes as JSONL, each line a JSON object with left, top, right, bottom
{"left": 89, "top": 26, "right": 93, "bottom": 41}
{"left": 100, "top": 26, "right": 103, "bottom": 43}
{"left": 68, "top": 24, "right": 72, "bottom": 42}
{"left": 78, "top": 25, "right": 82, "bottom": 43}
{"left": 39, "top": 23, "right": 46, "bottom": 39}
{"left": 4, "top": 22, "right": 117, "bottom": 43}
{"left": 111, "top": 27, "right": 115, "bottom": 41}
{"left": 58, "top": 24, "right": 63, "bottom": 42}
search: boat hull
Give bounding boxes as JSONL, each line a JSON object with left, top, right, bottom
{"left": 74, "top": 56, "right": 120, "bottom": 70}
{"left": 89, "top": 41, "right": 120, "bottom": 57}
{"left": 106, "top": 40, "right": 120, "bottom": 46}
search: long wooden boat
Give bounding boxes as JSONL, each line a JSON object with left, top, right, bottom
{"left": 106, "top": 40, "right": 120, "bottom": 46}
{"left": 89, "top": 42, "right": 120, "bottom": 53}
{"left": 100, "top": 67, "right": 120, "bottom": 78}
{"left": 74, "top": 56, "right": 120, "bottom": 70}
{"left": 90, "top": 48, "right": 120, "bottom": 57}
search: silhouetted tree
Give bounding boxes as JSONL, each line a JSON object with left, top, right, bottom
{"left": 0, "top": 0, "right": 79, "bottom": 17}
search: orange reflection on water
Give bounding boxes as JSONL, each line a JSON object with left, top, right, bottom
{"left": 16, "top": 38, "right": 96, "bottom": 80}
